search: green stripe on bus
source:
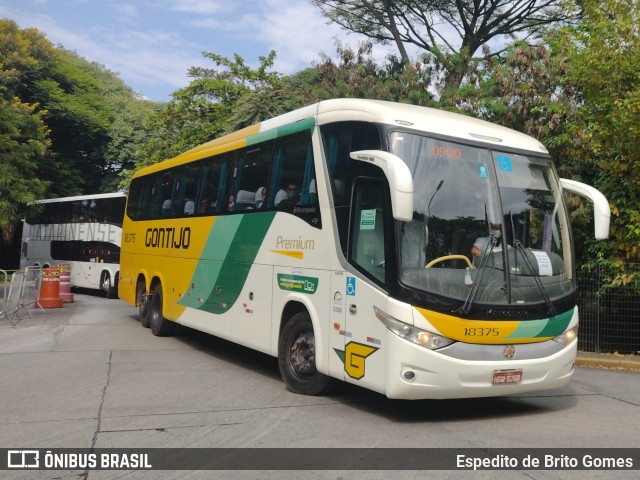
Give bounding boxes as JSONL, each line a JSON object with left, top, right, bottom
{"left": 505, "top": 318, "right": 548, "bottom": 339}
{"left": 179, "top": 213, "right": 276, "bottom": 314}
{"left": 246, "top": 117, "right": 316, "bottom": 146}
{"left": 536, "top": 308, "right": 574, "bottom": 338}
{"left": 505, "top": 308, "right": 574, "bottom": 340}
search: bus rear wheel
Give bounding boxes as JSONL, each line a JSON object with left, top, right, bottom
{"left": 148, "top": 283, "right": 176, "bottom": 337}
{"left": 137, "top": 280, "right": 150, "bottom": 327}
{"left": 278, "top": 312, "right": 330, "bottom": 396}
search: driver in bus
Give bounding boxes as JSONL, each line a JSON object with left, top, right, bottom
{"left": 471, "top": 222, "right": 503, "bottom": 257}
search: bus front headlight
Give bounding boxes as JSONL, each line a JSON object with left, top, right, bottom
{"left": 553, "top": 324, "right": 578, "bottom": 346}
{"left": 374, "top": 306, "right": 454, "bottom": 350}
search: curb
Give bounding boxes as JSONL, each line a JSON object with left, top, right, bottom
{"left": 576, "top": 353, "right": 640, "bottom": 372}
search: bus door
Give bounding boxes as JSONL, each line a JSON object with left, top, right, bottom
{"left": 337, "top": 179, "right": 390, "bottom": 391}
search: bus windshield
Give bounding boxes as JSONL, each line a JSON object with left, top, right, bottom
{"left": 391, "top": 131, "right": 573, "bottom": 306}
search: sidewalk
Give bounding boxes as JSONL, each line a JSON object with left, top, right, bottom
{"left": 575, "top": 351, "right": 640, "bottom": 372}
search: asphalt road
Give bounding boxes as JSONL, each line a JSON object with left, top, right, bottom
{"left": 1, "top": 293, "right": 639, "bottom": 479}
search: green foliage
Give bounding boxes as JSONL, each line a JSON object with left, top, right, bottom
{"left": 313, "top": 0, "right": 577, "bottom": 94}
{"left": 456, "top": 0, "right": 640, "bottom": 266}
{"left": 0, "top": 97, "right": 49, "bottom": 241}
{"left": 0, "top": 20, "right": 51, "bottom": 242}
{"left": 122, "top": 51, "right": 285, "bottom": 185}
{"left": 296, "top": 42, "right": 435, "bottom": 106}
{"left": 553, "top": 0, "right": 640, "bottom": 263}
{"left": 0, "top": 19, "right": 154, "bottom": 250}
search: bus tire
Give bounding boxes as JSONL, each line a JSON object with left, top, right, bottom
{"left": 137, "top": 280, "right": 150, "bottom": 327}
{"left": 101, "top": 272, "right": 118, "bottom": 299}
{"left": 149, "top": 283, "right": 175, "bottom": 337}
{"left": 278, "top": 312, "right": 330, "bottom": 396}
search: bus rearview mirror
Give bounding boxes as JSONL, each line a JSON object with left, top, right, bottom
{"left": 350, "top": 150, "right": 414, "bottom": 222}
{"left": 560, "top": 178, "right": 611, "bottom": 240}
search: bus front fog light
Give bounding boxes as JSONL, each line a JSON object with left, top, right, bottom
{"left": 403, "top": 370, "right": 416, "bottom": 381}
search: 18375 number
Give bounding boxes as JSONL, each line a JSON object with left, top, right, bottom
{"left": 464, "top": 327, "right": 500, "bottom": 337}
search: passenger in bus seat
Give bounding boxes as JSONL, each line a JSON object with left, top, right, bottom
{"left": 183, "top": 200, "right": 195, "bottom": 215}
{"left": 199, "top": 198, "right": 211, "bottom": 214}
{"left": 235, "top": 190, "right": 256, "bottom": 210}
{"left": 275, "top": 181, "right": 299, "bottom": 206}
{"left": 161, "top": 199, "right": 172, "bottom": 216}
{"left": 255, "top": 187, "right": 267, "bottom": 208}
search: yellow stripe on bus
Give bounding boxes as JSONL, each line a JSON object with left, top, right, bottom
{"left": 414, "top": 307, "right": 550, "bottom": 344}
{"left": 270, "top": 249, "right": 304, "bottom": 260}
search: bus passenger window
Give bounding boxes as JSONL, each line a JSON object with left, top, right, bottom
{"left": 232, "top": 142, "right": 272, "bottom": 212}
{"left": 200, "top": 152, "right": 233, "bottom": 214}
{"left": 269, "top": 130, "right": 315, "bottom": 208}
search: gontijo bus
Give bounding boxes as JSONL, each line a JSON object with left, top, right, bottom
{"left": 119, "top": 99, "right": 610, "bottom": 399}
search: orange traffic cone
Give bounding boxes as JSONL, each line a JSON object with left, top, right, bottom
{"left": 39, "top": 267, "right": 64, "bottom": 308}
{"left": 58, "top": 263, "right": 74, "bottom": 303}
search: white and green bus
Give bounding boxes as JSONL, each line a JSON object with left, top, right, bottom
{"left": 21, "top": 192, "right": 126, "bottom": 298}
{"left": 119, "top": 99, "right": 609, "bottom": 399}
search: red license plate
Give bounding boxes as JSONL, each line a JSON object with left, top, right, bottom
{"left": 492, "top": 370, "right": 523, "bottom": 385}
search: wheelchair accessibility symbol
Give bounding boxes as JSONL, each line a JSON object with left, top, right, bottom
{"left": 346, "top": 277, "right": 356, "bottom": 296}
{"left": 497, "top": 155, "right": 512, "bottom": 172}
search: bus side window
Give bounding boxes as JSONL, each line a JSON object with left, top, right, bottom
{"left": 321, "top": 121, "right": 382, "bottom": 257}
{"left": 172, "top": 164, "right": 200, "bottom": 216}
{"left": 269, "top": 130, "right": 315, "bottom": 208}
{"left": 199, "top": 152, "right": 233, "bottom": 214}
{"left": 152, "top": 171, "right": 174, "bottom": 218}
{"left": 350, "top": 179, "right": 388, "bottom": 285}
{"left": 232, "top": 141, "right": 273, "bottom": 212}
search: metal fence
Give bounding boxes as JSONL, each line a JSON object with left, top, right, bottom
{"left": 577, "top": 263, "right": 640, "bottom": 354}
{"left": 0, "top": 266, "right": 44, "bottom": 325}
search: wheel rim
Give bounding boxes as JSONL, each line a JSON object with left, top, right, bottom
{"left": 137, "top": 285, "right": 146, "bottom": 314}
{"left": 289, "top": 331, "right": 317, "bottom": 377}
{"left": 102, "top": 274, "right": 110, "bottom": 292}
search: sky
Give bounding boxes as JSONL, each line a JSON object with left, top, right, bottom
{"left": 0, "top": 0, "right": 384, "bottom": 102}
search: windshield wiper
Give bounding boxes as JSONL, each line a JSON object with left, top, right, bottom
{"left": 459, "top": 232, "right": 499, "bottom": 314}
{"left": 513, "top": 241, "right": 556, "bottom": 315}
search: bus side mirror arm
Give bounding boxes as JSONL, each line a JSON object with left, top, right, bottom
{"left": 350, "top": 150, "right": 414, "bottom": 222}
{"left": 560, "top": 178, "right": 611, "bottom": 240}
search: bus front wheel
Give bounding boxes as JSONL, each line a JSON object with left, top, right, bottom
{"left": 101, "top": 272, "right": 118, "bottom": 299}
{"left": 278, "top": 312, "right": 330, "bottom": 396}
{"left": 148, "top": 283, "right": 176, "bottom": 337}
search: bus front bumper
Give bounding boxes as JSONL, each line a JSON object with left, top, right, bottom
{"left": 383, "top": 332, "right": 577, "bottom": 400}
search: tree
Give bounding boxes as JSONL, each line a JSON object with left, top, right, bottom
{"left": 1, "top": 19, "right": 154, "bottom": 258}
{"left": 0, "top": 98, "right": 50, "bottom": 243}
{"left": 123, "top": 51, "right": 285, "bottom": 184}
{"left": 554, "top": 0, "right": 640, "bottom": 264}
{"left": 69, "top": 55, "right": 162, "bottom": 191}
{"left": 312, "top": 0, "right": 576, "bottom": 95}
{"left": 456, "top": 0, "right": 640, "bottom": 265}
{"left": 294, "top": 41, "right": 435, "bottom": 105}
{"left": 0, "top": 20, "right": 51, "bottom": 243}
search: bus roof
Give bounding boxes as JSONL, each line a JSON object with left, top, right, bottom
{"left": 32, "top": 192, "right": 126, "bottom": 204}
{"left": 133, "top": 99, "right": 548, "bottom": 178}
